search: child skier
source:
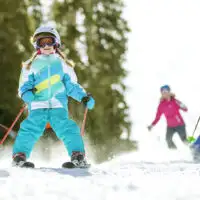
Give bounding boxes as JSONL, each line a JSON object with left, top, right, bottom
{"left": 148, "top": 85, "right": 188, "bottom": 149}
{"left": 12, "top": 26, "right": 95, "bottom": 168}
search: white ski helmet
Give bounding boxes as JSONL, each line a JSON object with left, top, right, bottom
{"left": 32, "top": 26, "right": 61, "bottom": 49}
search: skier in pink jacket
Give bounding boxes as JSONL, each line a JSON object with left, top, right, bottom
{"left": 148, "top": 85, "right": 188, "bottom": 149}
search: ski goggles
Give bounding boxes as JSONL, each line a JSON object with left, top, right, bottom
{"left": 36, "top": 36, "right": 57, "bottom": 48}
{"left": 161, "top": 89, "right": 170, "bottom": 94}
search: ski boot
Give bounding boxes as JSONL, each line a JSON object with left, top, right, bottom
{"left": 12, "top": 153, "right": 35, "bottom": 168}
{"left": 62, "top": 151, "right": 90, "bottom": 169}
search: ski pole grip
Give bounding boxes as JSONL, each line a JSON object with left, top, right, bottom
{"left": 81, "top": 93, "right": 92, "bottom": 105}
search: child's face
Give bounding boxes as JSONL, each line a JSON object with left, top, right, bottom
{"left": 37, "top": 36, "right": 56, "bottom": 55}
{"left": 161, "top": 90, "right": 170, "bottom": 99}
{"left": 40, "top": 46, "right": 55, "bottom": 55}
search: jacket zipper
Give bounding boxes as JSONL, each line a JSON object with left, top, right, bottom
{"left": 48, "top": 64, "right": 52, "bottom": 108}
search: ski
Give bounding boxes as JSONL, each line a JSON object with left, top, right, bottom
{"left": 21, "top": 161, "right": 35, "bottom": 168}
{"left": 0, "top": 170, "right": 9, "bottom": 177}
{"left": 12, "top": 161, "right": 35, "bottom": 169}
{"left": 62, "top": 162, "right": 91, "bottom": 169}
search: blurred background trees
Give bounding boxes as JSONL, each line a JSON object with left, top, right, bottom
{"left": 0, "top": 0, "right": 137, "bottom": 162}
{"left": 0, "top": 0, "right": 33, "bottom": 128}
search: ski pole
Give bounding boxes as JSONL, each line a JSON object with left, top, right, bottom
{"left": 0, "top": 105, "right": 26, "bottom": 145}
{"left": 0, "top": 124, "right": 16, "bottom": 139}
{"left": 80, "top": 94, "right": 92, "bottom": 136}
{"left": 187, "top": 116, "right": 200, "bottom": 143}
{"left": 81, "top": 108, "right": 88, "bottom": 136}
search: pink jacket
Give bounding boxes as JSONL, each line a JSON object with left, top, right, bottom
{"left": 151, "top": 98, "right": 187, "bottom": 127}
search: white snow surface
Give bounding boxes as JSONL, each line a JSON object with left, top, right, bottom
{"left": 0, "top": 139, "right": 200, "bottom": 200}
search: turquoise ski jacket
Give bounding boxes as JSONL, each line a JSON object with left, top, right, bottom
{"left": 18, "top": 54, "right": 87, "bottom": 111}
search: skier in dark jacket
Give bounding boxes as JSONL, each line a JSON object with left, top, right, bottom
{"left": 148, "top": 85, "right": 188, "bottom": 149}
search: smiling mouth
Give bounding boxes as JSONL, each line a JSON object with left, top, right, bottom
{"left": 43, "top": 48, "right": 52, "bottom": 50}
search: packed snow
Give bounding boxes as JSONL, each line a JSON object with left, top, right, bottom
{"left": 0, "top": 139, "right": 200, "bottom": 200}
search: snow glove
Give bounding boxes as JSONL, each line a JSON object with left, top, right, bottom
{"left": 81, "top": 94, "right": 95, "bottom": 110}
{"left": 147, "top": 125, "right": 153, "bottom": 131}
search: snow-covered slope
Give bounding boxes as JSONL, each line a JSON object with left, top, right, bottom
{"left": 0, "top": 141, "right": 200, "bottom": 200}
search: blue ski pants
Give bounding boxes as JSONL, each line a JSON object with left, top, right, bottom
{"left": 13, "top": 108, "right": 85, "bottom": 158}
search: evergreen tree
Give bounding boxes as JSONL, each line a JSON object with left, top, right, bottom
{"left": 51, "top": 0, "right": 89, "bottom": 117}
{"left": 28, "top": 0, "right": 43, "bottom": 28}
{"left": 51, "top": 0, "right": 135, "bottom": 162}
{"left": 51, "top": 0, "right": 85, "bottom": 68}
{"left": 0, "top": 0, "right": 33, "bottom": 129}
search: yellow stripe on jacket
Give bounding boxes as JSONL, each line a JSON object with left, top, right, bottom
{"left": 35, "top": 74, "right": 61, "bottom": 94}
